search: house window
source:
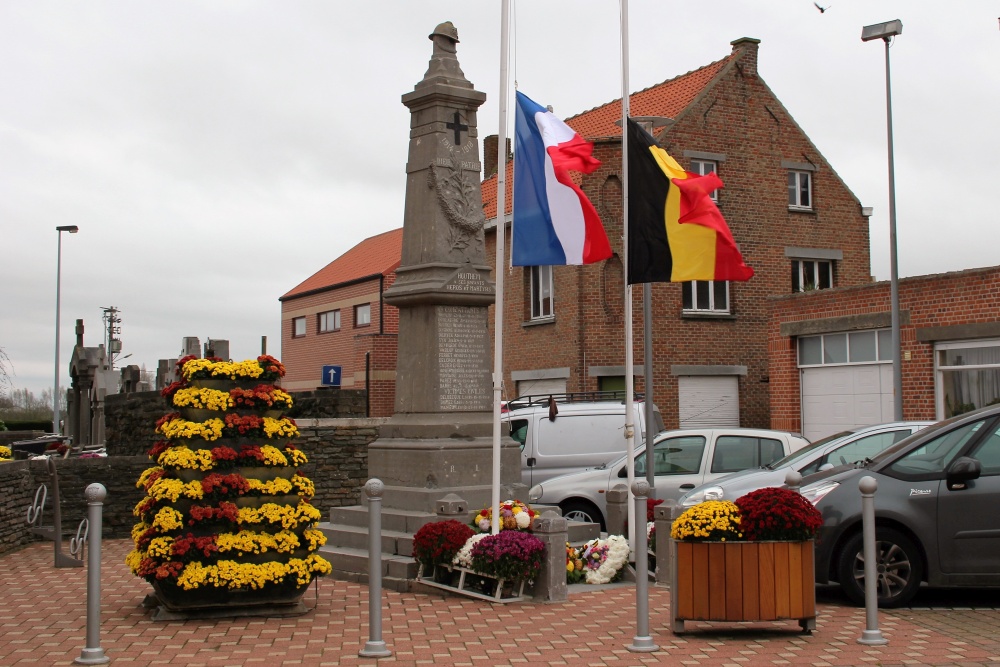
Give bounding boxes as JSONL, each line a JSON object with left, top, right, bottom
{"left": 691, "top": 159, "right": 718, "bottom": 201}
{"left": 354, "top": 303, "right": 371, "bottom": 327}
{"left": 791, "top": 259, "right": 832, "bottom": 292}
{"left": 530, "top": 266, "right": 553, "bottom": 320}
{"left": 788, "top": 171, "right": 812, "bottom": 210}
{"left": 292, "top": 317, "right": 306, "bottom": 338}
{"left": 682, "top": 280, "right": 729, "bottom": 313}
{"left": 936, "top": 339, "right": 1000, "bottom": 418}
{"left": 318, "top": 309, "right": 340, "bottom": 333}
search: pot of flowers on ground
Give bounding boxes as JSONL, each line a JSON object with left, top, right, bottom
{"left": 0, "top": 445, "right": 11, "bottom": 462}
{"left": 126, "top": 355, "right": 331, "bottom": 619}
{"left": 669, "top": 487, "right": 822, "bottom": 633}
{"left": 414, "top": 500, "right": 546, "bottom": 603}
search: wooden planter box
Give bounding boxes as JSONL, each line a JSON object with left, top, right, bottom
{"left": 670, "top": 539, "right": 816, "bottom": 633}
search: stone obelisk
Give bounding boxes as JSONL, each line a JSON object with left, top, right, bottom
{"left": 370, "top": 22, "right": 519, "bottom": 512}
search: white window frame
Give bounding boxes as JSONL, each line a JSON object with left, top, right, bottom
{"left": 292, "top": 316, "right": 306, "bottom": 338}
{"left": 354, "top": 303, "right": 371, "bottom": 327}
{"left": 690, "top": 159, "right": 719, "bottom": 201}
{"left": 788, "top": 170, "right": 812, "bottom": 210}
{"left": 530, "top": 265, "right": 554, "bottom": 320}
{"left": 682, "top": 280, "right": 729, "bottom": 313}
{"left": 792, "top": 259, "right": 833, "bottom": 292}
{"left": 797, "top": 330, "right": 892, "bottom": 368}
{"left": 934, "top": 338, "right": 1000, "bottom": 420}
{"left": 318, "top": 309, "right": 340, "bottom": 333}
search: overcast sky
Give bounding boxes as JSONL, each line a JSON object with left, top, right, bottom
{"left": 2, "top": 1, "right": 997, "bottom": 399}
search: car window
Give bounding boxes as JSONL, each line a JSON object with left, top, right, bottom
{"left": 769, "top": 430, "right": 853, "bottom": 469}
{"left": 822, "top": 430, "right": 910, "bottom": 468}
{"left": 635, "top": 436, "right": 706, "bottom": 475}
{"left": 969, "top": 423, "right": 1000, "bottom": 475}
{"left": 885, "top": 420, "right": 985, "bottom": 477}
{"left": 711, "top": 436, "right": 783, "bottom": 473}
{"left": 509, "top": 419, "right": 528, "bottom": 450}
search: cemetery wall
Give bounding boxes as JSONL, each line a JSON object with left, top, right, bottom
{"left": 0, "top": 418, "right": 386, "bottom": 556}
{"left": 104, "top": 387, "right": 369, "bottom": 457}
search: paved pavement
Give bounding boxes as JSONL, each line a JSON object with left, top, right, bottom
{"left": 2, "top": 539, "right": 998, "bottom": 666}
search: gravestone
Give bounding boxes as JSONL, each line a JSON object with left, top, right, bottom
{"left": 370, "top": 21, "right": 520, "bottom": 512}
{"left": 181, "top": 337, "right": 200, "bottom": 359}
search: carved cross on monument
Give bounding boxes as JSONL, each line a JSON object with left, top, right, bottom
{"left": 446, "top": 111, "right": 468, "bottom": 145}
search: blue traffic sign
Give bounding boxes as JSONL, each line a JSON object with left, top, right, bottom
{"left": 321, "top": 365, "right": 342, "bottom": 387}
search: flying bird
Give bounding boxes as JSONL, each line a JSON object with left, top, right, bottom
{"left": 814, "top": 2, "right": 830, "bottom": 12}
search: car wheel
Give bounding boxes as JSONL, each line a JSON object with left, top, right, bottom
{"left": 836, "top": 528, "right": 923, "bottom": 608}
{"left": 559, "top": 500, "right": 605, "bottom": 531}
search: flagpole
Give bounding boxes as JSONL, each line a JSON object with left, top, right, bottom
{"left": 490, "top": 0, "right": 511, "bottom": 536}
{"left": 620, "top": 0, "right": 636, "bottom": 554}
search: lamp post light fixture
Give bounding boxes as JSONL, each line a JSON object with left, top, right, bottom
{"left": 862, "top": 19, "right": 903, "bottom": 421}
{"left": 53, "top": 225, "right": 79, "bottom": 436}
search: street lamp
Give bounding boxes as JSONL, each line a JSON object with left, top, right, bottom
{"left": 862, "top": 19, "right": 903, "bottom": 421}
{"left": 53, "top": 225, "right": 79, "bottom": 435}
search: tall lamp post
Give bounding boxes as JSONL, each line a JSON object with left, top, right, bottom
{"left": 53, "top": 225, "right": 79, "bottom": 435}
{"left": 862, "top": 19, "right": 903, "bottom": 421}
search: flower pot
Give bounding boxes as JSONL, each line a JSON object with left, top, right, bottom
{"left": 238, "top": 466, "right": 295, "bottom": 481}
{"left": 670, "top": 539, "right": 816, "bottom": 633}
{"left": 180, "top": 407, "right": 225, "bottom": 423}
{"left": 152, "top": 580, "right": 308, "bottom": 612}
{"left": 189, "top": 378, "right": 265, "bottom": 391}
{"left": 234, "top": 494, "right": 302, "bottom": 509}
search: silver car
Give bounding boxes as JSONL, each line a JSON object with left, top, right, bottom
{"left": 528, "top": 427, "right": 809, "bottom": 529}
{"left": 677, "top": 421, "right": 934, "bottom": 507}
{"left": 801, "top": 404, "right": 1000, "bottom": 607}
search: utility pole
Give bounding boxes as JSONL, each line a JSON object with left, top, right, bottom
{"left": 100, "top": 307, "right": 123, "bottom": 370}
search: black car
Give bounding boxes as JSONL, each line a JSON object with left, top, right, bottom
{"left": 799, "top": 403, "right": 1000, "bottom": 607}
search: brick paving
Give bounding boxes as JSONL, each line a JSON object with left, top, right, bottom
{"left": 2, "top": 539, "right": 999, "bottom": 666}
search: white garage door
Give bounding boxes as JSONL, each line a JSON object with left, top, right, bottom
{"left": 516, "top": 377, "right": 566, "bottom": 398}
{"left": 801, "top": 364, "right": 893, "bottom": 441}
{"left": 678, "top": 376, "right": 740, "bottom": 428}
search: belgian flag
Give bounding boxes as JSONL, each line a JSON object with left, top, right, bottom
{"left": 627, "top": 119, "right": 754, "bottom": 284}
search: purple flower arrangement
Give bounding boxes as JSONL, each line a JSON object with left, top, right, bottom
{"left": 470, "top": 530, "right": 545, "bottom": 583}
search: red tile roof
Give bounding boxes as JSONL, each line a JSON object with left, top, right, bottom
{"left": 281, "top": 228, "right": 403, "bottom": 300}
{"left": 483, "top": 52, "right": 737, "bottom": 219}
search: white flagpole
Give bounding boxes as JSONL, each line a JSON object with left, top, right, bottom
{"left": 490, "top": 0, "right": 511, "bottom": 536}
{"left": 620, "top": 0, "right": 636, "bottom": 553}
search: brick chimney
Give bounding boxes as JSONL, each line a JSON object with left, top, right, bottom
{"left": 730, "top": 37, "right": 760, "bottom": 78}
{"left": 482, "top": 134, "right": 511, "bottom": 180}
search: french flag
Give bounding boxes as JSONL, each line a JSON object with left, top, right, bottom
{"left": 512, "top": 91, "right": 612, "bottom": 266}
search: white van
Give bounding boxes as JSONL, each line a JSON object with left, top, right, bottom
{"left": 503, "top": 393, "right": 664, "bottom": 488}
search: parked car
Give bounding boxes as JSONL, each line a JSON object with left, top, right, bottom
{"left": 799, "top": 404, "right": 1000, "bottom": 607}
{"left": 677, "top": 421, "right": 934, "bottom": 508}
{"left": 503, "top": 392, "right": 664, "bottom": 488}
{"left": 528, "top": 427, "right": 809, "bottom": 529}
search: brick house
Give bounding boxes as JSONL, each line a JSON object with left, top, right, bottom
{"left": 279, "top": 228, "right": 401, "bottom": 416}
{"left": 482, "top": 37, "right": 874, "bottom": 430}
{"left": 770, "top": 265, "right": 1000, "bottom": 441}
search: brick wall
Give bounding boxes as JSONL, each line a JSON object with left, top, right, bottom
{"left": 487, "top": 39, "right": 871, "bottom": 429}
{"left": 768, "top": 265, "right": 1000, "bottom": 432}
{"left": 280, "top": 274, "right": 399, "bottom": 393}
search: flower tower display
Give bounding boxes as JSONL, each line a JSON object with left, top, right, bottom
{"left": 126, "top": 355, "right": 331, "bottom": 616}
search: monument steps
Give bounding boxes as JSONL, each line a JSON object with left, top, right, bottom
{"left": 316, "top": 544, "right": 419, "bottom": 593}
{"left": 317, "top": 521, "right": 416, "bottom": 555}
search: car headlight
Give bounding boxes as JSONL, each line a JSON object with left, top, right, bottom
{"left": 681, "top": 486, "right": 724, "bottom": 507}
{"left": 799, "top": 480, "right": 839, "bottom": 506}
{"left": 528, "top": 484, "right": 543, "bottom": 502}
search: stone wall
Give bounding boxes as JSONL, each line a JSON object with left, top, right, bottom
{"left": 104, "top": 387, "right": 368, "bottom": 457}
{"left": 0, "top": 418, "right": 384, "bottom": 557}
{"left": 0, "top": 456, "right": 148, "bottom": 557}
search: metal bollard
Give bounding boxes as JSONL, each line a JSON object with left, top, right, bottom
{"left": 857, "top": 476, "right": 888, "bottom": 645}
{"left": 358, "top": 479, "right": 392, "bottom": 658}
{"left": 74, "top": 483, "right": 109, "bottom": 665}
{"left": 627, "top": 480, "right": 658, "bottom": 653}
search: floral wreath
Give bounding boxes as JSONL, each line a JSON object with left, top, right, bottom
{"left": 472, "top": 499, "right": 537, "bottom": 533}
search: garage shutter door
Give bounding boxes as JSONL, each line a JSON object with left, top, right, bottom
{"left": 678, "top": 376, "right": 739, "bottom": 428}
{"left": 801, "top": 364, "right": 893, "bottom": 441}
{"left": 516, "top": 377, "right": 566, "bottom": 398}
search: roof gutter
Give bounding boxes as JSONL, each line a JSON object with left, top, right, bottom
{"left": 279, "top": 272, "right": 385, "bottom": 302}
